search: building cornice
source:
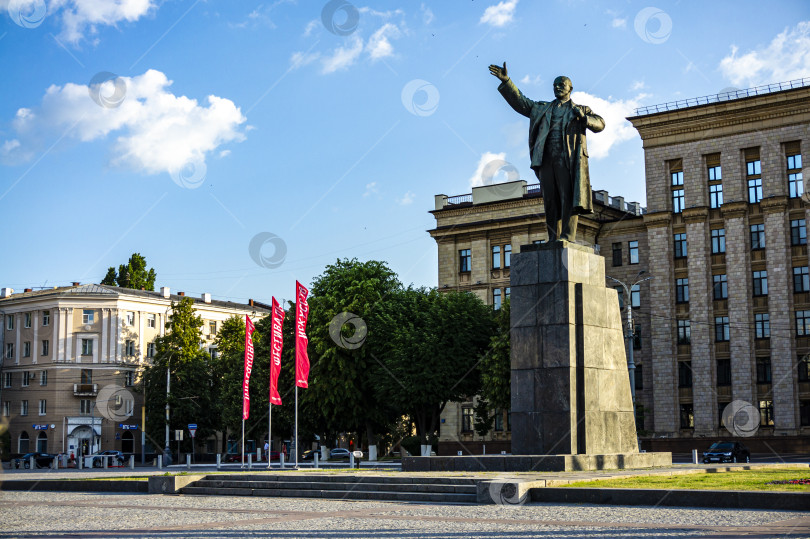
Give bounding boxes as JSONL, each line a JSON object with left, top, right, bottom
{"left": 643, "top": 212, "right": 672, "bottom": 229}
{"left": 720, "top": 201, "right": 749, "bottom": 219}
{"left": 683, "top": 206, "right": 710, "bottom": 224}
{"left": 760, "top": 196, "right": 789, "bottom": 215}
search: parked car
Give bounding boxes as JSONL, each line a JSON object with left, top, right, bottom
{"left": 300, "top": 449, "right": 319, "bottom": 460}
{"left": 13, "top": 452, "right": 56, "bottom": 469}
{"left": 89, "top": 450, "right": 125, "bottom": 467}
{"left": 702, "top": 441, "right": 750, "bottom": 463}
{"left": 328, "top": 448, "right": 351, "bottom": 460}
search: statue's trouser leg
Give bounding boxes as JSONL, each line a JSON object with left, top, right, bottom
{"left": 554, "top": 158, "right": 576, "bottom": 242}
{"left": 538, "top": 162, "right": 560, "bottom": 242}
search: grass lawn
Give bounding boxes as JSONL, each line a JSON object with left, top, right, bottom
{"left": 563, "top": 468, "right": 810, "bottom": 492}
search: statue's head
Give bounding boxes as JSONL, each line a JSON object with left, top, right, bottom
{"left": 553, "top": 76, "right": 573, "bottom": 100}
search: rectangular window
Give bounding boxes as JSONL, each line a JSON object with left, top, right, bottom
{"left": 5, "top": 343, "right": 13, "bottom": 359}
{"left": 42, "top": 310, "right": 49, "bottom": 326}
{"left": 747, "top": 159, "right": 762, "bottom": 203}
{"left": 491, "top": 245, "right": 501, "bottom": 269}
{"left": 630, "top": 284, "right": 641, "bottom": 308}
{"left": 713, "top": 274, "right": 728, "bottom": 300}
{"left": 717, "top": 358, "right": 732, "bottom": 386}
{"left": 126, "top": 311, "right": 135, "bottom": 326}
{"left": 81, "top": 339, "right": 93, "bottom": 356}
{"left": 678, "top": 361, "right": 692, "bottom": 388}
{"left": 24, "top": 313, "right": 31, "bottom": 328}
{"left": 680, "top": 403, "right": 694, "bottom": 429}
{"left": 125, "top": 371, "right": 134, "bottom": 386}
{"left": 504, "top": 244, "right": 511, "bottom": 268}
{"left": 461, "top": 407, "right": 474, "bottom": 432}
{"left": 504, "top": 287, "right": 510, "bottom": 300}
{"left": 750, "top": 224, "right": 765, "bottom": 250}
{"left": 673, "top": 233, "right": 687, "bottom": 258}
{"left": 2, "top": 401, "right": 8, "bottom": 417}
{"left": 788, "top": 152, "right": 803, "bottom": 198}
{"left": 755, "top": 313, "right": 770, "bottom": 339}
{"left": 671, "top": 170, "right": 684, "bottom": 187}
{"left": 756, "top": 357, "right": 772, "bottom": 383}
{"left": 801, "top": 400, "right": 810, "bottom": 427}
{"left": 796, "top": 310, "right": 810, "bottom": 336}
{"left": 715, "top": 316, "right": 730, "bottom": 342}
{"left": 22, "top": 371, "right": 30, "bottom": 387}
{"left": 676, "top": 278, "right": 689, "bottom": 303}
{"left": 459, "top": 249, "right": 471, "bottom": 273}
{"left": 80, "top": 399, "right": 92, "bottom": 416}
{"left": 794, "top": 266, "right": 810, "bottom": 293}
{"left": 752, "top": 270, "right": 768, "bottom": 296}
{"left": 494, "top": 409, "right": 504, "bottom": 432}
{"left": 21, "top": 400, "right": 28, "bottom": 416}
{"left": 711, "top": 229, "right": 726, "bottom": 254}
{"left": 209, "top": 321, "right": 217, "bottom": 335}
{"left": 147, "top": 342, "right": 155, "bottom": 358}
{"left": 633, "top": 325, "right": 642, "bottom": 350}
{"left": 125, "top": 340, "right": 135, "bottom": 356}
{"left": 3, "top": 372, "right": 10, "bottom": 388}
{"left": 81, "top": 369, "right": 92, "bottom": 384}
{"left": 41, "top": 340, "right": 49, "bottom": 356}
{"left": 791, "top": 219, "right": 807, "bottom": 246}
{"left": 672, "top": 189, "right": 685, "bottom": 213}
{"left": 493, "top": 288, "right": 502, "bottom": 310}
{"left": 709, "top": 183, "right": 723, "bottom": 208}
{"left": 759, "top": 400, "right": 774, "bottom": 426}
{"left": 40, "top": 370, "right": 47, "bottom": 386}
{"left": 6, "top": 315, "right": 13, "bottom": 330}
{"left": 615, "top": 286, "right": 624, "bottom": 309}
{"left": 38, "top": 399, "right": 46, "bottom": 415}
{"left": 799, "top": 355, "right": 810, "bottom": 382}
{"left": 22, "top": 341, "right": 30, "bottom": 358}
{"left": 82, "top": 309, "right": 94, "bottom": 324}
{"left": 634, "top": 364, "right": 643, "bottom": 390}
{"left": 628, "top": 241, "right": 639, "bottom": 264}
{"left": 147, "top": 314, "right": 156, "bottom": 328}
{"left": 612, "top": 243, "right": 622, "bottom": 267}
{"left": 677, "top": 319, "right": 691, "bottom": 345}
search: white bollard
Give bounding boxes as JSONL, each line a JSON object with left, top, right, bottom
{"left": 257, "top": 448, "right": 262, "bottom": 463}
{"left": 52, "top": 457, "right": 57, "bottom": 470}
{"left": 248, "top": 454, "right": 253, "bottom": 470}
{"left": 349, "top": 453, "right": 355, "bottom": 468}
{"left": 157, "top": 455, "right": 163, "bottom": 470}
{"left": 280, "top": 453, "right": 285, "bottom": 469}
{"left": 186, "top": 454, "right": 191, "bottom": 470}
{"left": 78, "top": 455, "right": 83, "bottom": 470}
{"left": 482, "top": 444, "right": 486, "bottom": 455}
{"left": 130, "top": 455, "right": 135, "bottom": 470}
{"left": 314, "top": 452, "right": 319, "bottom": 469}
{"left": 103, "top": 456, "right": 108, "bottom": 469}
{"left": 216, "top": 454, "right": 221, "bottom": 470}
{"left": 692, "top": 449, "right": 699, "bottom": 464}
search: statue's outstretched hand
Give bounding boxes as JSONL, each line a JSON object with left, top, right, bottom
{"left": 489, "top": 62, "right": 508, "bottom": 82}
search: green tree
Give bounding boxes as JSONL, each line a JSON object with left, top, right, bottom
{"left": 101, "top": 253, "right": 157, "bottom": 290}
{"left": 475, "top": 299, "right": 511, "bottom": 436}
{"left": 141, "top": 298, "right": 216, "bottom": 452}
{"left": 373, "top": 288, "right": 496, "bottom": 448}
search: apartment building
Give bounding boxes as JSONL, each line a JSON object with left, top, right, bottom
{"left": 0, "top": 284, "right": 267, "bottom": 458}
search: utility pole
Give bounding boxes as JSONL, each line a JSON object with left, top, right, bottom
{"left": 165, "top": 353, "right": 171, "bottom": 461}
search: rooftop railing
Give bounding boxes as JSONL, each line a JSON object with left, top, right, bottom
{"left": 632, "top": 78, "right": 810, "bottom": 117}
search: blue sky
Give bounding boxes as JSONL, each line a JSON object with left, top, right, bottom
{"left": 1, "top": 0, "right": 808, "bottom": 305}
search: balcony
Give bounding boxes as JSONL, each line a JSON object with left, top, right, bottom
{"left": 73, "top": 383, "right": 98, "bottom": 396}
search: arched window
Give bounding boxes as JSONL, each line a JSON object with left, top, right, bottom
{"left": 121, "top": 431, "right": 134, "bottom": 454}
{"left": 37, "top": 431, "right": 48, "bottom": 453}
{"left": 18, "top": 431, "right": 30, "bottom": 453}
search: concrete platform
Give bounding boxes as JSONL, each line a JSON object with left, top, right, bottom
{"left": 402, "top": 452, "right": 672, "bottom": 472}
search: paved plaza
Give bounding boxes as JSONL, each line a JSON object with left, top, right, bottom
{"left": 0, "top": 490, "right": 808, "bottom": 538}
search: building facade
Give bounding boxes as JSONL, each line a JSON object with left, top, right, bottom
{"left": 430, "top": 80, "right": 810, "bottom": 454}
{"left": 0, "top": 284, "right": 266, "bottom": 459}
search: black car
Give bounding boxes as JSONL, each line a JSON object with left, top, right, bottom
{"left": 91, "top": 450, "right": 125, "bottom": 467}
{"left": 13, "top": 452, "right": 56, "bottom": 469}
{"left": 702, "top": 441, "right": 750, "bottom": 463}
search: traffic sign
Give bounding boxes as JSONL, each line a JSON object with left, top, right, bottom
{"left": 188, "top": 423, "right": 197, "bottom": 438}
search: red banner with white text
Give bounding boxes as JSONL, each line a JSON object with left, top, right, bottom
{"left": 269, "top": 297, "right": 285, "bottom": 405}
{"left": 295, "top": 281, "right": 310, "bottom": 388}
{"left": 242, "top": 315, "right": 255, "bottom": 420}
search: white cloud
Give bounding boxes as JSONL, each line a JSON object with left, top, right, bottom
{"left": 321, "top": 35, "right": 364, "bottom": 73}
{"left": 363, "top": 181, "right": 378, "bottom": 197}
{"left": 420, "top": 3, "right": 433, "bottom": 25}
{"left": 571, "top": 91, "right": 647, "bottom": 160}
{"left": 469, "top": 151, "right": 508, "bottom": 187}
{"left": 398, "top": 191, "right": 415, "bottom": 205}
{"left": 719, "top": 22, "right": 810, "bottom": 87}
{"left": 611, "top": 18, "right": 627, "bottom": 29}
{"left": 43, "top": 0, "right": 158, "bottom": 44}
{"left": 290, "top": 50, "right": 320, "bottom": 70}
{"left": 1, "top": 69, "right": 247, "bottom": 175}
{"left": 630, "top": 80, "right": 646, "bottom": 91}
{"left": 367, "top": 23, "right": 401, "bottom": 61}
{"left": 519, "top": 74, "right": 542, "bottom": 86}
{"left": 480, "top": 0, "right": 518, "bottom": 28}
{"left": 302, "top": 19, "right": 319, "bottom": 37}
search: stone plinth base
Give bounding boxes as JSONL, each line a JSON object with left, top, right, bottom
{"left": 402, "top": 452, "right": 672, "bottom": 472}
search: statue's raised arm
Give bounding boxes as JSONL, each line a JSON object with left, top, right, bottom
{"left": 489, "top": 62, "right": 509, "bottom": 82}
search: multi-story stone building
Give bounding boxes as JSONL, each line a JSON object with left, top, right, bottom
{"left": 0, "top": 284, "right": 266, "bottom": 459}
{"left": 429, "top": 79, "right": 810, "bottom": 454}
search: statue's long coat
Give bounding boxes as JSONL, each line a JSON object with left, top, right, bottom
{"left": 498, "top": 79, "right": 605, "bottom": 215}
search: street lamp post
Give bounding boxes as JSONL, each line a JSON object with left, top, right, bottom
{"left": 606, "top": 271, "right": 654, "bottom": 408}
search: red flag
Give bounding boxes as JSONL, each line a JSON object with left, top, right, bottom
{"left": 269, "top": 297, "right": 285, "bottom": 405}
{"left": 295, "top": 281, "right": 310, "bottom": 388}
{"left": 242, "top": 315, "right": 255, "bottom": 420}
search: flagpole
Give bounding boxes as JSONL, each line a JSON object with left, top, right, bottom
{"left": 241, "top": 418, "right": 245, "bottom": 468}
{"left": 267, "top": 403, "right": 272, "bottom": 469}
{"left": 294, "top": 385, "right": 299, "bottom": 468}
